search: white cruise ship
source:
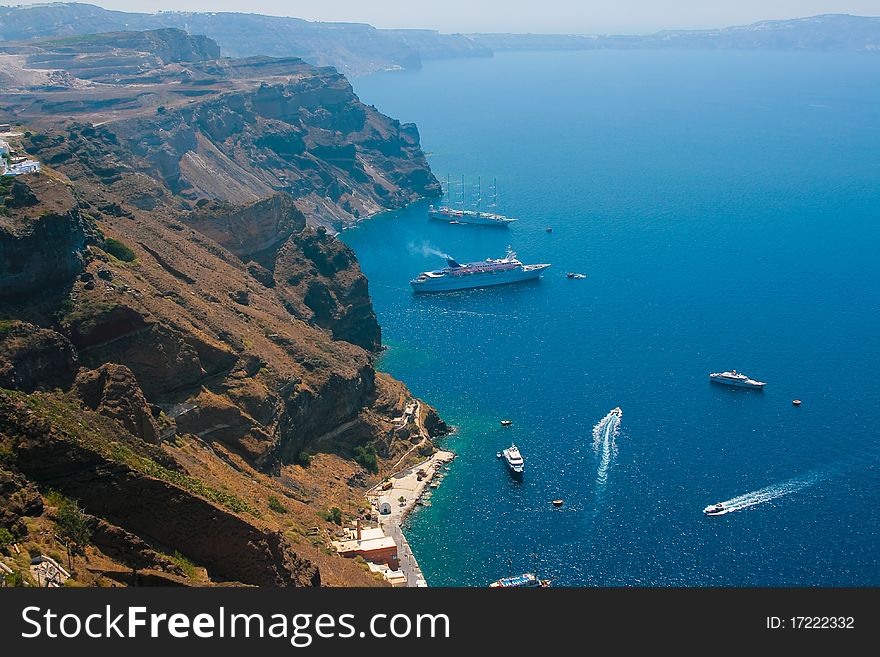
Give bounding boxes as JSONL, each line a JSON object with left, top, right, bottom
{"left": 410, "top": 249, "right": 550, "bottom": 293}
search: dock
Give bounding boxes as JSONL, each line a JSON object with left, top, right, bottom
{"left": 366, "top": 449, "right": 455, "bottom": 587}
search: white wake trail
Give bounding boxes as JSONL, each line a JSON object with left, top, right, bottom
{"left": 592, "top": 408, "right": 622, "bottom": 485}
{"left": 706, "top": 472, "right": 825, "bottom": 515}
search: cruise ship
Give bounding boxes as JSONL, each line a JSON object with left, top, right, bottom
{"left": 489, "top": 573, "right": 550, "bottom": 588}
{"left": 502, "top": 443, "right": 524, "bottom": 479}
{"left": 428, "top": 206, "right": 515, "bottom": 227}
{"left": 709, "top": 370, "right": 766, "bottom": 389}
{"left": 410, "top": 249, "right": 550, "bottom": 293}
{"left": 429, "top": 175, "right": 516, "bottom": 227}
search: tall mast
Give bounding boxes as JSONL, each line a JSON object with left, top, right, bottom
{"left": 477, "top": 176, "right": 481, "bottom": 215}
{"left": 493, "top": 177, "right": 498, "bottom": 210}
{"left": 461, "top": 174, "right": 465, "bottom": 211}
{"left": 446, "top": 173, "right": 450, "bottom": 206}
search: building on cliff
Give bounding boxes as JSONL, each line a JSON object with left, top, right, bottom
{"left": 2, "top": 152, "right": 40, "bottom": 176}
{"left": 332, "top": 521, "right": 402, "bottom": 578}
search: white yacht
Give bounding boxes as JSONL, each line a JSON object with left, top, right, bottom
{"left": 709, "top": 370, "right": 766, "bottom": 389}
{"left": 502, "top": 443, "right": 524, "bottom": 479}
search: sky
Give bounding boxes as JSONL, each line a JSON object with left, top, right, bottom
{"left": 15, "top": 1, "right": 880, "bottom": 33}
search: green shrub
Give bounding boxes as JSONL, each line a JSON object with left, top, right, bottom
{"left": 353, "top": 443, "right": 378, "bottom": 474}
{"left": 0, "top": 319, "right": 14, "bottom": 339}
{"left": 268, "top": 496, "right": 288, "bottom": 514}
{"left": 320, "top": 507, "right": 343, "bottom": 525}
{"left": 0, "top": 441, "right": 13, "bottom": 465}
{"left": 44, "top": 489, "right": 67, "bottom": 508}
{"left": 102, "top": 238, "right": 136, "bottom": 262}
{"left": 169, "top": 551, "right": 198, "bottom": 579}
{"left": 4, "top": 569, "right": 26, "bottom": 587}
{"left": 0, "top": 527, "right": 14, "bottom": 550}
{"left": 294, "top": 451, "right": 311, "bottom": 468}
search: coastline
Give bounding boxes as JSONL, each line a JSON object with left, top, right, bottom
{"left": 366, "top": 449, "right": 455, "bottom": 587}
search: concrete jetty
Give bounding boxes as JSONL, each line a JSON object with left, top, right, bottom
{"left": 367, "top": 449, "right": 455, "bottom": 587}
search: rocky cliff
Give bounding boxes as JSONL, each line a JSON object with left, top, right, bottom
{"left": 0, "top": 3, "right": 493, "bottom": 77}
{"left": 0, "top": 33, "right": 440, "bottom": 229}
{"left": 0, "top": 175, "right": 93, "bottom": 299}
{"left": 0, "top": 31, "right": 446, "bottom": 587}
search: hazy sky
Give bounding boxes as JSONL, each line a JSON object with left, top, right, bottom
{"left": 19, "top": 1, "right": 880, "bottom": 33}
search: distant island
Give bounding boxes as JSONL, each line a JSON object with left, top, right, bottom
{"left": 0, "top": 5, "right": 877, "bottom": 76}
{"left": 470, "top": 14, "right": 880, "bottom": 53}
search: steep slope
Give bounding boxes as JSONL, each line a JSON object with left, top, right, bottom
{"left": 0, "top": 32, "right": 447, "bottom": 587}
{"left": 0, "top": 31, "right": 441, "bottom": 230}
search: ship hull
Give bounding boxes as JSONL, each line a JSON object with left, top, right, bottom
{"left": 505, "top": 464, "right": 524, "bottom": 480}
{"left": 710, "top": 377, "right": 765, "bottom": 389}
{"left": 429, "top": 211, "right": 513, "bottom": 227}
{"left": 411, "top": 266, "right": 548, "bottom": 293}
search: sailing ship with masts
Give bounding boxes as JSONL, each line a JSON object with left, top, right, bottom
{"left": 429, "top": 175, "right": 516, "bottom": 227}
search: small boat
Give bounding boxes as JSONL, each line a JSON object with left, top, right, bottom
{"left": 566, "top": 272, "right": 587, "bottom": 279}
{"left": 500, "top": 419, "right": 513, "bottom": 426}
{"left": 546, "top": 227, "right": 553, "bottom": 233}
{"left": 792, "top": 399, "right": 802, "bottom": 406}
{"left": 704, "top": 503, "right": 726, "bottom": 516}
{"left": 496, "top": 452, "right": 502, "bottom": 459}
{"left": 709, "top": 370, "right": 766, "bottom": 389}
{"left": 552, "top": 499, "right": 564, "bottom": 507}
{"left": 489, "top": 573, "right": 550, "bottom": 588}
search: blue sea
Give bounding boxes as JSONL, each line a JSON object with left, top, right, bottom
{"left": 344, "top": 50, "right": 880, "bottom": 586}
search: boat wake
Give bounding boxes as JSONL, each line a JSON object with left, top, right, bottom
{"left": 592, "top": 408, "right": 622, "bottom": 485}
{"left": 705, "top": 471, "right": 825, "bottom": 516}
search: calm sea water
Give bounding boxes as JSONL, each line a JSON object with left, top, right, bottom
{"left": 344, "top": 50, "right": 880, "bottom": 586}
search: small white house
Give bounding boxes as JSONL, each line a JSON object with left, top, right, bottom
{"left": 0, "top": 140, "right": 9, "bottom": 156}
{"left": 2, "top": 159, "right": 40, "bottom": 176}
{"left": 378, "top": 498, "right": 392, "bottom": 515}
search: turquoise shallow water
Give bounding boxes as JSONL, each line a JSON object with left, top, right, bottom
{"left": 344, "top": 50, "right": 880, "bottom": 586}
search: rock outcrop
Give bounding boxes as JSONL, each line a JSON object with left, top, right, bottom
{"left": 0, "top": 176, "right": 92, "bottom": 299}
{"left": 0, "top": 321, "right": 79, "bottom": 392}
{"left": 0, "top": 468, "right": 43, "bottom": 538}
{"left": 0, "top": 390, "right": 319, "bottom": 586}
{"left": 74, "top": 364, "right": 160, "bottom": 443}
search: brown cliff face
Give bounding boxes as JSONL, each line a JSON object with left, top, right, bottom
{"left": 74, "top": 363, "right": 160, "bottom": 444}
{"left": 0, "top": 176, "right": 93, "bottom": 299}
{"left": 0, "top": 32, "right": 447, "bottom": 587}
{"left": 0, "top": 321, "right": 79, "bottom": 392}
{"left": 0, "top": 390, "right": 319, "bottom": 587}
{"left": 3, "top": 42, "right": 441, "bottom": 230}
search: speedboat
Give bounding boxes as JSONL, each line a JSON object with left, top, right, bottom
{"left": 704, "top": 503, "right": 726, "bottom": 516}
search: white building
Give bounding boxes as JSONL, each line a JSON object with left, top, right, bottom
{"left": 2, "top": 159, "right": 40, "bottom": 176}
{"left": 0, "top": 140, "right": 9, "bottom": 156}
{"left": 378, "top": 498, "right": 392, "bottom": 515}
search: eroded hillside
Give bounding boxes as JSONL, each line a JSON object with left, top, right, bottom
{"left": 0, "top": 31, "right": 447, "bottom": 587}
